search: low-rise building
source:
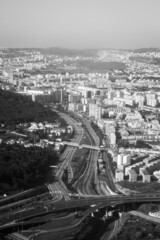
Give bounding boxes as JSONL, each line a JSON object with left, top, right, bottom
{"left": 128, "top": 169, "right": 137, "bottom": 182}
{"left": 139, "top": 167, "right": 151, "bottom": 183}
{"left": 115, "top": 169, "right": 124, "bottom": 181}
{"left": 149, "top": 211, "right": 160, "bottom": 218}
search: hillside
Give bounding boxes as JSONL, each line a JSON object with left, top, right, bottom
{"left": 0, "top": 89, "right": 58, "bottom": 126}
{"left": 133, "top": 48, "right": 160, "bottom": 53}
{"left": 0, "top": 142, "right": 59, "bottom": 194}
{"left": 0, "top": 90, "right": 60, "bottom": 194}
{"left": 6, "top": 47, "right": 98, "bottom": 57}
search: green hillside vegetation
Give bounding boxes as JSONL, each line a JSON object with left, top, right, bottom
{"left": 0, "top": 89, "right": 60, "bottom": 194}
{"left": 0, "top": 143, "right": 59, "bottom": 194}
{"left": 0, "top": 89, "right": 58, "bottom": 125}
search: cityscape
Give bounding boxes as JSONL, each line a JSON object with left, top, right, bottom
{"left": 1, "top": 0, "right": 160, "bottom": 240}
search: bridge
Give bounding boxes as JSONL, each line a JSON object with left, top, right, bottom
{"left": 1, "top": 194, "right": 160, "bottom": 232}
{"left": 62, "top": 141, "right": 102, "bottom": 151}
{"left": 7, "top": 233, "right": 29, "bottom": 240}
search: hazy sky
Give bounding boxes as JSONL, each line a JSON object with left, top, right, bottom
{"left": 1, "top": 0, "right": 160, "bottom": 49}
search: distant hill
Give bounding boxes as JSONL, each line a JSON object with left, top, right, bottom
{"left": 37, "top": 47, "right": 98, "bottom": 57}
{"left": 7, "top": 47, "right": 98, "bottom": 57}
{"left": 0, "top": 89, "right": 58, "bottom": 126}
{"left": 133, "top": 48, "right": 160, "bottom": 53}
{"left": 6, "top": 47, "right": 160, "bottom": 56}
{"left": 129, "top": 56, "right": 160, "bottom": 65}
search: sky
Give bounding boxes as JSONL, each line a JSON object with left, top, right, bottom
{"left": 0, "top": 0, "right": 160, "bottom": 49}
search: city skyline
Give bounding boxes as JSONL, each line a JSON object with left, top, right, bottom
{"left": 1, "top": 0, "right": 160, "bottom": 49}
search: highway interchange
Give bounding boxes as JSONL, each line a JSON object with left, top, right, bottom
{"left": 1, "top": 109, "right": 160, "bottom": 239}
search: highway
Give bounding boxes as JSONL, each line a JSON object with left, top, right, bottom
{"left": 49, "top": 110, "right": 104, "bottom": 197}
{"left": 52, "top": 110, "right": 118, "bottom": 198}
{"left": 48, "top": 110, "right": 84, "bottom": 201}
{"left": 43, "top": 193, "right": 160, "bottom": 212}
{"left": 74, "top": 119, "right": 100, "bottom": 195}
{"left": 7, "top": 233, "right": 29, "bottom": 240}
{"left": 72, "top": 114, "right": 117, "bottom": 197}
{"left": 102, "top": 151, "right": 118, "bottom": 193}
{"left": 1, "top": 194, "right": 160, "bottom": 232}
{"left": 2, "top": 109, "right": 158, "bottom": 239}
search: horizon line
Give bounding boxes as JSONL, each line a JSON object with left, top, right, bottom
{"left": 1, "top": 46, "right": 160, "bottom": 51}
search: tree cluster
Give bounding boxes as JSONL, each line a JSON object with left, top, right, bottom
{"left": 0, "top": 89, "right": 58, "bottom": 126}
{"left": 0, "top": 143, "right": 59, "bottom": 194}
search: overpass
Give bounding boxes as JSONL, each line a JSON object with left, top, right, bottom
{"left": 62, "top": 141, "right": 102, "bottom": 151}
{"left": 1, "top": 194, "right": 160, "bottom": 232}
{"left": 7, "top": 233, "right": 29, "bottom": 240}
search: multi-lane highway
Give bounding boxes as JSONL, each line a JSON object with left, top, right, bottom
{"left": 102, "top": 151, "right": 118, "bottom": 193}
{"left": 74, "top": 120, "right": 105, "bottom": 196}
{"left": 2, "top": 109, "right": 159, "bottom": 239}
{"left": 51, "top": 110, "right": 118, "bottom": 198}
{"left": 49, "top": 110, "right": 105, "bottom": 198}
{"left": 48, "top": 110, "right": 84, "bottom": 201}
{"left": 71, "top": 113, "right": 117, "bottom": 197}
{"left": 1, "top": 193, "right": 160, "bottom": 232}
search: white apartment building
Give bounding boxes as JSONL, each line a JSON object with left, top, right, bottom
{"left": 105, "top": 123, "right": 116, "bottom": 146}
{"left": 147, "top": 98, "right": 157, "bottom": 107}
{"left": 134, "top": 94, "right": 145, "bottom": 106}
{"left": 128, "top": 169, "right": 137, "bottom": 182}
{"left": 68, "top": 103, "right": 83, "bottom": 112}
{"left": 117, "top": 154, "right": 131, "bottom": 169}
{"left": 89, "top": 103, "right": 102, "bottom": 120}
{"left": 115, "top": 169, "right": 124, "bottom": 181}
{"left": 110, "top": 132, "right": 116, "bottom": 145}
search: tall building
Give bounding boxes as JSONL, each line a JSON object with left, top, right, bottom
{"left": 147, "top": 98, "right": 157, "bottom": 107}
{"left": 106, "top": 72, "right": 109, "bottom": 80}
{"left": 123, "top": 154, "right": 131, "bottom": 165}
{"left": 116, "top": 91, "right": 124, "bottom": 98}
{"left": 110, "top": 132, "right": 116, "bottom": 145}
{"left": 117, "top": 154, "right": 123, "bottom": 167}
{"left": 89, "top": 103, "right": 102, "bottom": 120}
{"left": 105, "top": 121, "right": 116, "bottom": 146}
{"left": 86, "top": 91, "right": 92, "bottom": 98}
{"left": 69, "top": 92, "right": 81, "bottom": 103}
{"left": 108, "top": 90, "right": 114, "bottom": 99}
{"left": 3, "top": 68, "right": 14, "bottom": 84}
{"left": 54, "top": 89, "right": 69, "bottom": 103}
{"left": 32, "top": 94, "right": 36, "bottom": 102}
{"left": 81, "top": 98, "right": 88, "bottom": 105}
{"left": 134, "top": 94, "right": 145, "bottom": 106}
{"left": 115, "top": 169, "right": 124, "bottom": 181}
{"left": 68, "top": 103, "right": 83, "bottom": 112}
